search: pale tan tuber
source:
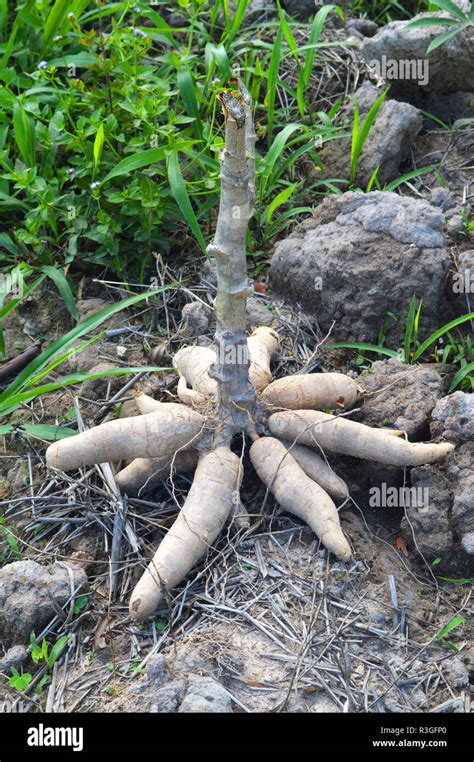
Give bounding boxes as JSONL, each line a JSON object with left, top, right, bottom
{"left": 172, "top": 345, "right": 217, "bottom": 405}
{"left": 129, "top": 446, "right": 241, "bottom": 620}
{"left": 262, "top": 372, "right": 359, "bottom": 410}
{"left": 278, "top": 439, "right": 349, "bottom": 501}
{"left": 269, "top": 410, "right": 455, "bottom": 467}
{"left": 115, "top": 449, "right": 198, "bottom": 496}
{"left": 46, "top": 405, "right": 205, "bottom": 470}
{"left": 247, "top": 327, "right": 279, "bottom": 391}
{"left": 250, "top": 437, "right": 352, "bottom": 561}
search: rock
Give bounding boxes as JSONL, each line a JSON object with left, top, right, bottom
{"left": 346, "top": 18, "right": 378, "bottom": 38}
{"left": 424, "top": 91, "right": 474, "bottom": 123}
{"left": 311, "top": 694, "right": 341, "bottom": 713}
{"left": 147, "top": 654, "right": 168, "bottom": 686}
{"left": 447, "top": 443, "right": 474, "bottom": 539}
{"left": 430, "top": 187, "right": 457, "bottom": 211}
{"left": 444, "top": 656, "right": 469, "bottom": 689}
{"left": 281, "top": 0, "right": 318, "bottom": 19}
{"left": 77, "top": 298, "right": 111, "bottom": 321}
{"left": 270, "top": 191, "right": 450, "bottom": 345}
{"left": 362, "top": 3, "right": 474, "bottom": 101}
{"left": 0, "top": 645, "right": 29, "bottom": 674}
{"left": 150, "top": 679, "right": 186, "bottom": 713}
{"left": 80, "top": 361, "right": 125, "bottom": 400}
{"left": 401, "top": 465, "right": 453, "bottom": 556}
{"left": 178, "top": 675, "right": 232, "bottom": 713}
{"left": 181, "top": 302, "right": 211, "bottom": 338}
{"left": 461, "top": 532, "right": 474, "bottom": 554}
{"left": 246, "top": 296, "right": 275, "bottom": 328}
{"left": 0, "top": 561, "right": 87, "bottom": 647}
{"left": 320, "top": 82, "right": 422, "bottom": 187}
{"left": 356, "top": 358, "right": 445, "bottom": 438}
{"left": 244, "top": 0, "right": 276, "bottom": 22}
{"left": 431, "top": 392, "right": 474, "bottom": 443}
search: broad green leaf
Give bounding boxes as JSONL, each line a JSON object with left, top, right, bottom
{"left": 404, "top": 294, "right": 418, "bottom": 363}
{"left": 177, "top": 68, "right": 202, "bottom": 141}
{"left": 1, "top": 366, "right": 168, "bottom": 415}
{"left": 102, "top": 147, "right": 166, "bottom": 184}
{"left": 47, "top": 635, "right": 69, "bottom": 667}
{"left": 93, "top": 124, "right": 105, "bottom": 171}
{"left": 384, "top": 165, "right": 436, "bottom": 191}
{"left": 407, "top": 17, "right": 458, "bottom": 27}
{"left": 47, "top": 52, "right": 98, "bottom": 68}
{"left": 265, "top": 24, "right": 282, "bottom": 146}
{"left": 259, "top": 124, "right": 301, "bottom": 198}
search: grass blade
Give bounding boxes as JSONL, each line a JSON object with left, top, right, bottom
{"left": 13, "top": 100, "right": 36, "bottom": 168}
{"left": 167, "top": 151, "right": 206, "bottom": 252}
{"left": 39, "top": 265, "right": 78, "bottom": 322}
{"left": 326, "top": 342, "right": 400, "bottom": 359}
{"left": 427, "top": 26, "right": 464, "bottom": 53}
{"left": 413, "top": 313, "right": 474, "bottom": 361}
{"left": 42, "top": 0, "right": 71, "bottom": 53}
{"left": 177, "top": 68, "right": 202, "bottom": 141}
{"left": 448, "top": 361, "right": 474, "bottom": 392}
{"left": 428, "top": 0, "right": 467, "bottom": 21}
{"left": 265, "top": 24, "right": 282, "bottom": 147}
{"left": 404, "top": 294, "right": 418, "bottom": 363}
{"left": 0, "top": 288, "right": 172, "bottom": 404}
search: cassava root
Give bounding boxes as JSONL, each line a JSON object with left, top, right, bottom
{"left": 269, "top": 410, "right": 455, "bottom": 466}
{"left": 129, "top": 446, "right": 241, "bottom": 619}
{"left": 46, "top": 405, "right": 204, "bottom": 470}
{"left": 262, "top": 372, "right": 358, "bottom": 410}
{"left": 250, "top": 437, "right": 352, "bottom": 561}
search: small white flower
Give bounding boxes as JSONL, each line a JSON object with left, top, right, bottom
{"left": 67, "top": 12, "right": 75, "bottom": 19}
{"left": 133, "top": 27, "right": 147, "bottom": 37}
{"left": 38, "top": 60, "right": 48, "bottom": 70}
{"left": 90, "top": 181, "right": 101, "bottom": 190}
{"left": 54, "top": 34, "right": 62, "bottom": 42}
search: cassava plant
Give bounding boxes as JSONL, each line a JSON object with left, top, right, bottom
{"left": 45, "top": 81, "right": 455, "bottom": 621}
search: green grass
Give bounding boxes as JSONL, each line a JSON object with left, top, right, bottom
{"left": 328, "top": 297, "right": 474, "bottom": 391}
{"left": 0, "top": 0, "right": 345, "bottom": 278}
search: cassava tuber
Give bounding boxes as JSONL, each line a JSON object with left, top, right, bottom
{"left": 247, "top": 326, "right": 279, "bottom": 391}
{"left": 129, "top": 446, "right": 241, "bottom": 620}
{"left": 262, "top": 372, "right": 358, "bottom": 410}
{"left": 278, "top": 439, "right": 349, "bottom": 501}
{"left": 269, "top": 410, "right": 455, "bottom": 466}
{"left": 172, "top": 345, "right": 217, "bottom": 405}
{"left": 250, "top": 437, "right": 352, "bottom": 561}
{"left": 115, "top": 449, "right": 198, "bottom": 496}
{"left": 46, "top": 405, "right": 204, "bottom": 470}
